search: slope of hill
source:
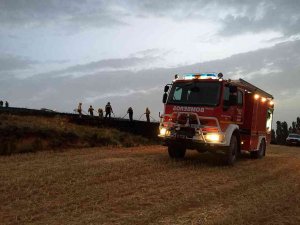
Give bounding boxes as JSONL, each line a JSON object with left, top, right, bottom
{"left": 0, "top": 113, "right": 154, "bottom": 155}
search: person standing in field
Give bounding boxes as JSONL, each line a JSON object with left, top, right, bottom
{"left": 98, "top": 108, "right": 103, "bottom": 119}
{"left": 0, "top": 100, "right": 3, "bottom": 107}
{"left": 88, "top": 105, "right": 94, "bottom": 116}
{"left": 77, "top": 102, "right": 82, "bottom": 117}
{"left": 145, "top": 107, "right": 150, "bottom": 123}
{"left": 105, "top": 102, "right": 113, "bottom": 119}
{"left": 127, "top": 107, "right": 133, "bottom": 122}
{"left": 5, "top": 101, "right": 9, "bottom": 108}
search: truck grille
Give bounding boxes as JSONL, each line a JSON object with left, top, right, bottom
{"left": 177, "top": 113, "right": 199, "bottom": 125}
{"left": 177, "top": 127, "right": 195, "bottom": 138}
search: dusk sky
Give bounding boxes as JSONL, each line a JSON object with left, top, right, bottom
{"left": 0, "top": 0, "right": 300, "bottom": 125}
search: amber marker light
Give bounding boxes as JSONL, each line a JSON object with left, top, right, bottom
{"left": 261, "top": 97, "right": 267, "bottom": 103}
{"left": 269, "top": 101, "right": 274, "bottom": 106}
{"left": 254, "top": 94, "right": 260, "bottom": 100}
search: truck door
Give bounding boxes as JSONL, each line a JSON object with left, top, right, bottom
{"left": 221, "top": 85, "right": 244, "bottom": 124}
{"left": 236, "top": 89, "right": 244, "bottom": 124}
{"left": 222, "top": 85, "right": 238, "bottom": 123}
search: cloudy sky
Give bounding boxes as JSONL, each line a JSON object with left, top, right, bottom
{"left": 0, "top": 0, "right": 300, "bottom": 125}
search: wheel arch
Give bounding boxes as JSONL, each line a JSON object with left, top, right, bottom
{"left": 256, "top": 135, "right": 267, "bottom": 151}
{"left": 224, "top": 124, "right": 240, "bottom": 147}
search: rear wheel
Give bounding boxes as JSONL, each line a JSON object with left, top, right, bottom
{"left": 251, "top": 139, "right": 266, "bottom": 159}
{"left": 225, "top": 134, "right": 238, "bottom": 165}
{"left": 168, "top": 145, "right": 186, "bottom": 159}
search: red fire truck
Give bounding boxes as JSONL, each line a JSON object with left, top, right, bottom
{"left": 158, "top": 73, "right": 274, "bottom": 165}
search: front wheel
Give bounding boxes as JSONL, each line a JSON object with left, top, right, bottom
{"left": 168, "top": 145, "right": 186, "bottom": 159}
{"left": 224, "top": 134, "right": 238, "bottom": 165}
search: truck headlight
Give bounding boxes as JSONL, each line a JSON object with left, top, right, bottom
{"left": 160, "top": 127, "right": 167, "bottom": 136}
{"left": 205, "top": 133, "right": 223, "bottom": 142}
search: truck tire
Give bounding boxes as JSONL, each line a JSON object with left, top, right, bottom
{"left": 168, "top": 145, "right": 186, "bottom": 159}
{"left": 251, "top": 139, "right": 266, "bottom": 159}
{"left": 225, "top": 134, "right": 238, "bottom": 165}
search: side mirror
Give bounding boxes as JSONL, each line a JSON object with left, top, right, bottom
{"left": 162, "top": 93, "right": 168, "bottom": 103}
{"left": 164, "top": 85, "right": 169, "bottom": 93}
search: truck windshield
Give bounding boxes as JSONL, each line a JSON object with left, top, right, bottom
{"left": 167, "top": 81, "right": 221, "bottom": 106}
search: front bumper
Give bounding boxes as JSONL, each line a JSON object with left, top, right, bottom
{"left": 158, "top": 112, "right": 228, "bottom": 148}
{"left": 158, "top": 130, "right": 227, "bottom": 148}
{"left": 286, "top": 139, "right": 300, "bottom": 145}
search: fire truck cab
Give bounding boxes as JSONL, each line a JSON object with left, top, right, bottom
{"left": 158, "top": 73, "right": 274, "bottom": 165}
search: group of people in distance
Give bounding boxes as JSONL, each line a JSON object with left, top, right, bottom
{"left": 126, "top": 106, "right": 150, "bottom": 122}
{"left": 0, "top": 100, "right": 9, "bottom": 108}
{"left": 77, "top": 102, "right": 113, "bottom": 119}
{"left": 77, "top": 102, "right": 151, "bottom": 122}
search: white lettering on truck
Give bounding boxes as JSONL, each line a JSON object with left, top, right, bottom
{"left": 173, "top": 106, "right": 204, "bottom": 113}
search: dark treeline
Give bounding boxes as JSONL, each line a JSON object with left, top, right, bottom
{"left": 271, "top": 117, "right": 300, "bottom": 145}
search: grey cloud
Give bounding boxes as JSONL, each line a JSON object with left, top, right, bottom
{"left": 219, "top": 1, "right": 300, "bottom": 36}
{"left": 0, "top": 0, "right": 127, "bottom": 32}
{"left": 0, "top": 54, "right": 37, "bottom": 72}
{"left": 67, "top": 11, "right": 127, "bottom": 30}
{"left": 132, "top": 49, "right": 173, "bottom": 59}
{"left": 67, "top": 56, "right": 158, "bottom": 72}
{"left": 131, "top": 48, "right": 161, "bottom": 57}
{"left": 131, "top": 0, "right": 300, "bottom": 37}
{"left": 33, "top": 55, "right": 161, "bottom": 78}
{"left": 0, "top": 0, "right": 81, "bottom": 25}
{"left": 2, "top": 0, "right": 300, "bottom": 37}
{"left": 42, "top": 59, "right": 70, "bottom": 65}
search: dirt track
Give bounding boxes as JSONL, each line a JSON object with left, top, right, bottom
{"left": 1, "top": 145, "right": 300, "bottom": 225}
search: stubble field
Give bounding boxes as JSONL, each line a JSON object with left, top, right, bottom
{"left": 1, "top": 144, "right": 300, "bottom": 225}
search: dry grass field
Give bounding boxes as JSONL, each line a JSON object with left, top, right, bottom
{"left": 0, "top": 114, "right": 153, "bottom": 155}
{"left": 1, "top": 144, "right": 300, "bottom": 225}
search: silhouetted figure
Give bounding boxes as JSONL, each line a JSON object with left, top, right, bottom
{"left": 5, "top": 101, "right": 9, "bottom": 108}
{"left": 88, "top": 105, "right": 94, "bottom": 116}
{"left": 105, "top": 102, "right": 113, "bottom": 119}
{"left": 0, "top": 100, "right": 3, "bottom": 107}
{"left": 127, "top": 107, "right": 133, "bottom": 122}
{"left": 145, "top": 107, "right": 150, "bottom": 123}
{"left": 98, "top": 108, "right": 103, "bottom": 119}
{"left": 77, "top": 102, "right": 82, "bottom": 117}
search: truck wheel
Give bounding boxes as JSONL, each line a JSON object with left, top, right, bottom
{"left": 225, "top": 134, "right": 238, "bottom": 165}
{"left": 251, "top": 139, "right": 266, "bottom": 159}
{"left": 168, "top": 145, "right": 186, "bottom": 159}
